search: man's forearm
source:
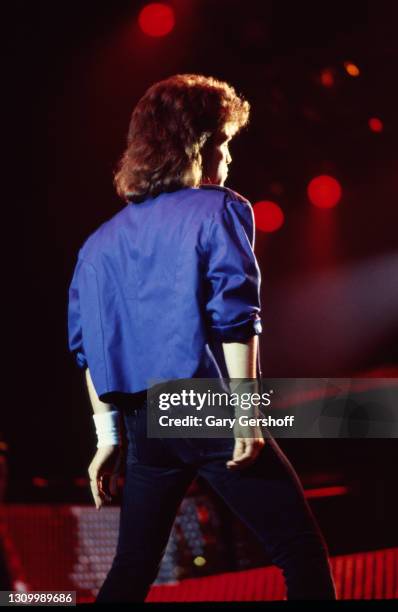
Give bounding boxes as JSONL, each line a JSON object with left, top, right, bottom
{"left": 221, "top": 335, "right": 258, "bottom": 378}
{"left": 222, "top": 336, "right": 260, "bottom": 407}
{"left": 85, "top": 368, "right": 114, "bottom": 414}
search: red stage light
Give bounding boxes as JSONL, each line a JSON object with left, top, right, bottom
{"left": 253, "top": 201, "right": 284, "bottom": 233}
{"left": 307, "top": 175, "right": 342, "bottom": 208}
{"left": 138, "top": 3, "right": 175, "bottom": 37}
{"left": 32, "top": 477, "right": 49, "bottom": 488}
{"left": 320, "top": 68, "right": 334, "bottom": 88}
{"left": 305, "top": 485, "right": 349, "bottom": 499}
{"left": 344, "top": 61, "right": 360, "bottom": 77}
{"left": 196, "top": 505, "right": 210, "bottom": 524}
{"left": 368, "top": 117, "right": 383, "bottom": 133}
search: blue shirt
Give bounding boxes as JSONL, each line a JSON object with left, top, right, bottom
{"left": 67, "top": 185, "right": 262, "bottom": 401}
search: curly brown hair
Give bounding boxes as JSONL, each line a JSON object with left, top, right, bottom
{"left": 114, "top": 74, "right": 250, "bottom": 203}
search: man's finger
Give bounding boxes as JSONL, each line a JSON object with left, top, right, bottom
{"left": 227, "top": 439, "right": 251, "bottom": 467}
{"left": 98, "top": 475, "right": 112, "bottom": 502}
{"left": 226, "top": 439, "right": 245, "bottom": 467}
{"left": 90, "top": 479, "right": 102, "bottom": 509}
{"left": 232, "top": 439, "right": 245, "bottom": 461}
{"left": 231, "top": 445, "right": 256, "bottom": 465}
{"left": 227, "top": 438, "right": 264, "bottom": 469}
{"left": 227, "top": 454, "right": 256, "bottom": 469}
{"left": 90, "top": 476, "right": 111, "bottom": 509}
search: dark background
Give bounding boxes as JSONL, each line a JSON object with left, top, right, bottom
{"left": 6, "top": 0, "right": 398, "bottom": 558}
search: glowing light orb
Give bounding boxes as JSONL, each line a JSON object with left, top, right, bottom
{"left": 138, "top": 3, "right": 175, "bottom": 37}
{"left": 368, "top": 117, "right": 383, "bottom": 133}
{"left": 344, "top": 62, "right": 360, "bottom": 77}
{"left": 193, "top": 556, "right": 206, "bottom": 567}
{"left": 320, "top": 68, "right": 334, "bottom": 88}
{"left": 307, "top": 175, "right": 342, "bottom": 208}
{"left": 253, "top": 200, "right": 285, "bottom": 232}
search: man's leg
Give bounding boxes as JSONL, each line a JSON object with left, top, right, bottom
{"left": 95, "top": 461, "right": 194, "bottom": 603}
{"left": 197, "top": 436, "right": 337, "bottom": 600}
{"left": 95, "top": 406, "right": 196, "bottom": 607}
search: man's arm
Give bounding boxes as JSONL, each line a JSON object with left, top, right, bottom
{"left": 85, "top": 368, "right": 122, "bottom": 510}
{"left": 222, "top": 336, "right": 265, "bottom": 469}
{"left": 85, "top": 368, "right": 122, "bottom": 449}
{"left": 222, "top": 335, "right": 260, "bottom": 403}
{"left": 85, "top": 368, "right": 114, "bottom": 414}
{"left": 221, "top": 335, "right": 258, "bottom": 379}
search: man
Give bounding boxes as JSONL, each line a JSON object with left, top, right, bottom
{"left": 68, "top": 74, "right": 336, "bottom": 602}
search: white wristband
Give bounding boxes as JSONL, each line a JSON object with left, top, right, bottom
{"left": 92, "top": 410, "right": 121, "bottom": 448}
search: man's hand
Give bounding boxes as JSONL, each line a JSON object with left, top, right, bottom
{"left": 88, "top": 445, "right": 123, "bottom": 510}
{"left": 226, "top": 416, "right": 265, "bottom": 470}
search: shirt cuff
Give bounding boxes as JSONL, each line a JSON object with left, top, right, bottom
{"left": 75, "top": 352, "right": 88, "bottom": 369}
{"left": 209, "top": 315, "right": 263, "bottom": 342}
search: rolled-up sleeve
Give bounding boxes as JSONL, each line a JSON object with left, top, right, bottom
{"left": 203, "top": 197, "right": 262, "bottom": 342}
{"left": 67, "top": 256, "right": 88, "bottom": 369}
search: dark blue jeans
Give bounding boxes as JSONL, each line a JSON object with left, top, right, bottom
{"left": 95, "top": 398, "right": 336, "bottom": 602}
